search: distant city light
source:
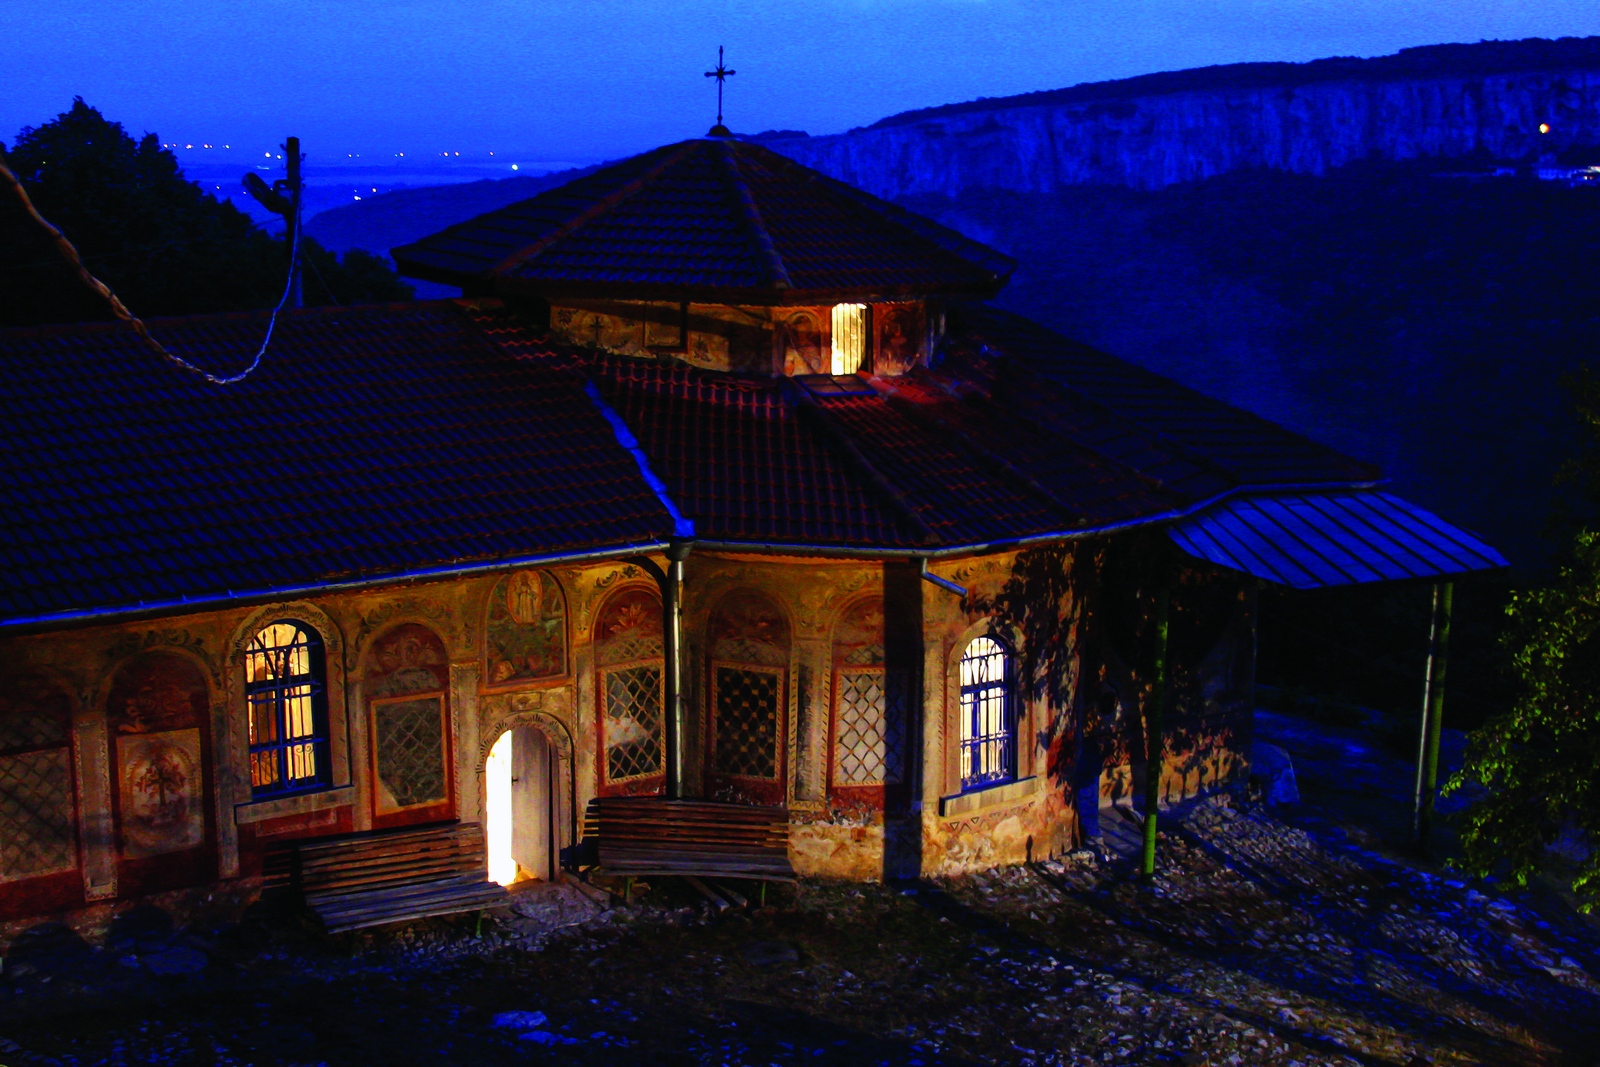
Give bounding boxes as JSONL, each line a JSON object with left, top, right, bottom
{"left": 185, "top": 143, "right": 193, "bottom": 149}
{"left": 511, "top": 164, "right": 519, "bottom": 171}
{"left": 1540, "top": 123, "right": 1552, "bottom": 134}
{"left": 265, "top": 152, "right": 272, "bottom": 158}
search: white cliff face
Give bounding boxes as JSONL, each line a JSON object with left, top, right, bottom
{"left": 772, "top": 70, "right": 1600, "bottom": 195}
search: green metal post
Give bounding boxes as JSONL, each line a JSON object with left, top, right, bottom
{"left": 1140, "top": 585, "right": 1170, "bottom": 879}
{"left": 1412, "top": 581, "right": 1453, "bottom": 855}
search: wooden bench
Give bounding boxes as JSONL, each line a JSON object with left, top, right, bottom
{"left": 267, "top": 822, "right": 507, "bottom": 934}
{"left": 580, "top": 797, "right": 795, "bottom": 881}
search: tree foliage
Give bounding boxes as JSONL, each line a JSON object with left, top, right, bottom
{"left": 0, "top": 98, "right": 409, "bottom": 328}
{"left": 1446, "top": 529, "right": 1600, "bottom": 909}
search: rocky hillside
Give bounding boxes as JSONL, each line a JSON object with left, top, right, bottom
{"left": 762, "top": 38, "right": 1600, "bottom": 195}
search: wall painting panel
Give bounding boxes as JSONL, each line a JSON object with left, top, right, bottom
{"left": 107, "top": 652, "right": 216, "bottom": 896}
{"left": 485, "top": 571, "right": 567, "bottom": 687}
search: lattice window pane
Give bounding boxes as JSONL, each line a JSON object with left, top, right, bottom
{"left": 373, "top": 696, "right": 447, "bottom": 810}
{"left": 834, "top": 668, "right": 905, "bottom": 786}
{"left": 603, "top": 665, "right": 663, "bottom": 783}
{"left": 0, "top": 748, "right": 76, "bottom": 879}
{"left": 0, "top": 701, "right": 68, "bottom": 752}
{"left": 713, "top": 666, "right": 780, "bottom": 781}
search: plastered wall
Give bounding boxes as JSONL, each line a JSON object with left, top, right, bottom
{"left": 0, "top": 542, "right": 1255, "bottom": 927}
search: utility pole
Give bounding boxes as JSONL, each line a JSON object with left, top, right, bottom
{"left": 1140, "top": 584, "right": 1170, "bottom": 880}
{"left": 284, "top": 136, "right": 302, "bottom": 308}
{"left": 1412, "top": 581, "right": 1454, "bottom": 855}
{"left": 241, "top": 135, "right": 303, "bottom": 307}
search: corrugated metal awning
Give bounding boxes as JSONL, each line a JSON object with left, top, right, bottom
{"left": 1167, "top": 492, "right": 1508, "bottom": 589}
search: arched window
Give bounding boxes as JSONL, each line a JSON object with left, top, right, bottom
{"left": 245, "top": 621, "right": 330, "bottom": 799}
{"left": 959, "top": 635, "right": 1014, "bottom": 791}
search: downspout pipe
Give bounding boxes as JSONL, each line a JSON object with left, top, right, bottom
{"left": 627, "top": 538, "right": 695, "bottom": 800}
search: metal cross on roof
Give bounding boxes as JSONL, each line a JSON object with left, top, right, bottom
{"left": 704, "top": 46, "right": 736, "bottom": 136}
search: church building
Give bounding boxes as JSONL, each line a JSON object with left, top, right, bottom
{"left": 0, "top": 134, "right": 1503, "bottom": 927}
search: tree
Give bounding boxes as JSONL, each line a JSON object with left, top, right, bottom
{"left": 0, "top": 98, "right": 410, "bottom": 328}
{"left": 1446, "top": 533, "right": 1600, "bottom": 909}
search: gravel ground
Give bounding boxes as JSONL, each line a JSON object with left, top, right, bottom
{"left": 1, "top": 787, "right": 1596, "bottom": 1067}
{"left": 3, "top": 700, "right": 1600, "bottom": 1067}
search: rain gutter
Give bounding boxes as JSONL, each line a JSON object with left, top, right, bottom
{"left": 689, "top": 479, "right": 1384, "bottom": 561}
{"left": 0, "top": 540, "right": 669, "bottom": 635}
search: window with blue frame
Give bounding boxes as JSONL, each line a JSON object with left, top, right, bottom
{"left": 959, "top": 635, "right": 1015, "bottom": 791}
{"left": 245, "top": 620, "right": 330, "bottom": 798}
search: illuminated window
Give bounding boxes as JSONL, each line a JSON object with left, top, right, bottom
{"left": 959, "top": 635, "right": 1014, "bottom": 791}
{"left": 830, "top": 303, "right": 867, "bottom": 374}
{"left": 245, "top": 621, "right": 330, "bottom": 799}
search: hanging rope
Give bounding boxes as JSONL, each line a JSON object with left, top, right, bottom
{"left": 1, "top": 159, "right": 299, "bottom": 385}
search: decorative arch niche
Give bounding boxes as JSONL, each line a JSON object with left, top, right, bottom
{"left": 363, "top": 622, "right": 454, "bottom": 829}
{"left": 105, "top": 651, "right": 217, "bottom": 896}
{"left": 705, "top": 588, "right": 791, "bottom": 804}
{"left": 828, "top": 596, "right": 906, "bottom": 803}
{"left": 592, "top": 584, "right": 665, "bottom": 795}
{"left": 484, "top": 570, "right": 568, "bottom": 687}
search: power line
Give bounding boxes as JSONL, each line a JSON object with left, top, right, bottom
{"left": 1, "top": 159, "right": 299, "bottom": 385}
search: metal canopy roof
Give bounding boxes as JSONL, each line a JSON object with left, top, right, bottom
{"left": 1167, "top": 492, "right": 1508, "bottom": 589}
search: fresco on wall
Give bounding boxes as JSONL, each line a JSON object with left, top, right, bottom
{"left": 366, "top": 622, "right": 449, "bottom": 698}
{"left": 644, "top": 302, "right": 685, "bottom": 349}
{"left": 0, "top": 675, "right": 76, "bottom": 881}
{"left": 117, "top": 730, "right": 204, "bottom": 858}
{"left": 107, "top": 653, "right": 209, "bottom": 859}
{"left": 366, "top": 624, "right": 452, "bottom": 819}
{"left": 486, "top": 571, "right": 566, "bottom": 685}
{"left": 779, "top": 311, "right": 825, "bottom": 376}
{"left": 874, "top": 304, "right": 923, "bottom": 377}
{"left": 595, "top": 586, "right": 665, "bottom": 786}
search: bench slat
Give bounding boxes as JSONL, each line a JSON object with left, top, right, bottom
{"left": 583, "top": 797, "right": 795, "bottom": 881}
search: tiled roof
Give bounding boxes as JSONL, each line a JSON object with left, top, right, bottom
{"left": 0, "top": 302, "right": 675, "bottom": 624}
{"left": 580, "top": 307, "right": 1376, "bottom": 551}
{"left": 391, "top": 139, "right": 1016, "bottom": 303}
{"left": 0, "top": 299, "right": 1382, "bottom": 624}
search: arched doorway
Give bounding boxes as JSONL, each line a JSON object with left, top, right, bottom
{"left": 484, "top": 726, "right": 557, "bottom": 886}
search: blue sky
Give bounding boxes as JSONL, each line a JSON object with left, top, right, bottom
{"left": 2, "top": 0, "right": 1594, "bottom": 165}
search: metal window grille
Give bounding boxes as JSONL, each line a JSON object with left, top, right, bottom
{"left": 834, "top": 667, "right": 906, "bottom": 787}
{"left": 601, "top": 663, "right": 664, "bottom": 783}
{"left": 959, "top": 636, "right": 1015, "bottom": 791}
{"left": 244, "top": 621, "right": 330, "bottom": 799}
{"left": 711, "top": 665, "right": 781, "bottom": 781}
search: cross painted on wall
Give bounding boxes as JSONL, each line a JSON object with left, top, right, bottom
{"left": 704, "top": 46, "right": 736, "bottom": 134}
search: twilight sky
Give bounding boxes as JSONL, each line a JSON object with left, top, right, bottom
{"left": 2, "top": 0, "right": 1594, "bottom": 167}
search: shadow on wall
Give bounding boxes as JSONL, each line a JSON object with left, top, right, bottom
{"left": 973, "top": 535, "right": 1253, "bottom": 850}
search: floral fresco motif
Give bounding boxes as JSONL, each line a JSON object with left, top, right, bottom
{"left": 486, "top": 571, "right": 566, "bottom": 685}
{"left": 117, "top": 729, "right": 204, "bottom": 858}
{"left": 107, "top": 652, "right": 207, "bottom": 735}
{"left": 366, "top": 623, "right": 448, "bottom": 698}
